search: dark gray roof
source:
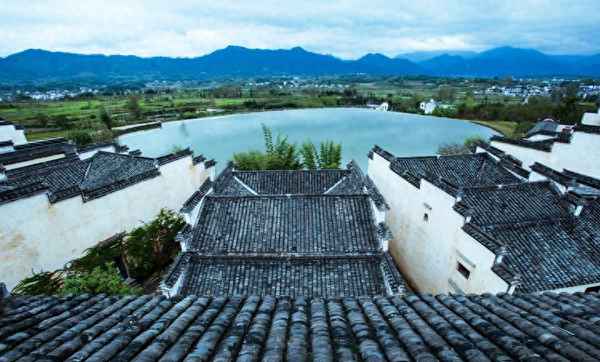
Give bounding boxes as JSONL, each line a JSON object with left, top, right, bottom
{"left": 79, "top": 152, "right": 159, "bottom": 201}
{"left": 0, "top": 138, "right": 75, "bottom": 166}
{"left": 485, "top": 217, "right": 600, "bottom": 292}
{"left": 2, "top": 292, "right": 600, "bottom": 361}
{"left": 173, "top": 254, "right": 388, "bottom": 298}
{"left": 180, "top": 179, "right": 213, "bottom": 213}
{"left": 1, "top": 155, "right": 87, "bottom": 203}
{"left": 457, "top": 181, "right": 600, "bottom": 292}
{"left": 233, "top": 169, "right": 348, "bottom": 194}
{"left": 189, "top": 194, "right": 379, "bottom": 254}
{"left": 389, "top": 152, "right": 521, "bottom": 195}
{"left": 0, "top": 150, "right": 196, "bottom": 203}
{"left": 455, "top": 181, "right": 570, "bottom": 226}
{"left": 170, "top": 163, "right": 400, "bottom": 299}
{"left": 526, "top": 119, "right": 559, "bottom": 137}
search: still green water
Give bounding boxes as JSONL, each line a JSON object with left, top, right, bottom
{"left": 118, "top": 108, "right": 497, "bottom": 170}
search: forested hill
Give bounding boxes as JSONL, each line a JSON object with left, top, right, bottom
{"left": 1, "top": 45, "right": 599, "bottom": 82}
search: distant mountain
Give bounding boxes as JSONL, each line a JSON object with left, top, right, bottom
{"left": 420, "top": 47, "right": 600, "bottom": 77}
{"left": 0, "top": 45, "right": 599, "bottom": 83}
{"left": 396, "top": 50, "right": 478, "bottom": 62}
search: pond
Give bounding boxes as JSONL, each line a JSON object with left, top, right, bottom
{"left": 118, "top": 108, "right": 497, "bottom": 170}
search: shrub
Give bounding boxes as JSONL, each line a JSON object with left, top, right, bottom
{"left": 62, "top": 263, "right": 141, "bottom": 295}
{"left": 67, "top": 130, "right": 94, "bottom": 146}
{"left": 234, "top": 124, "right": 342, "bottom": 170}
{"left": 123, "top": 209, "right": 185, "bottom": 280}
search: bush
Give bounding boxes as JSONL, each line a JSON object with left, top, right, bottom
{"left": 62, "top": 263, "right": 141, "bottom": 295}
{"left": 124, "top": 209, "right": 185, "bottom": 280}
{"left": 437, "top": 136, "right": 484, "bottom": 155}
{"left": 67, "top": 130, "right": 94, "bottom": 146}
{"left": 234, "top": 124, "right": 342, "bottom": 170}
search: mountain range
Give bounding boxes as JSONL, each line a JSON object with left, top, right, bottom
{"left": 1, "top": 45, "right": 599, "bottom": 82}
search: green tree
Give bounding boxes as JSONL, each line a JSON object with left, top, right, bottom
{"left": 318, "top": 141, "right": 342, "bottom": 169}
{"left": 127, "top": 95, "right": 142, "bottom": 120}
{"left": 99, "top": 106, "right": 113, "bottom": 129}
{"left": 67, "top": 130, "right": 93, "bottom": 146}
{"left": 124, "top": 209, "right": 185, "bottom": 280}
{"left": 301, "top": 142, "right": 318, "bottom": 170}
{"left": 62, "top": 263, "right": 141, "bottom": 295}
{"left": 437, "top": 85, "right": 456, "bottom": 102}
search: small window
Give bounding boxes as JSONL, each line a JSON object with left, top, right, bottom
{"left": 585, "top": 285, "right": 600, "bottom": 293}
{"left": 457, "top": 262, "right": 470, "bottom": 279}
{"left": 423, "top": 213, "right": 429, "bottom": 222}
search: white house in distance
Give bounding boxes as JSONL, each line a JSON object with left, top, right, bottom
{"left": 0, "top": 136, "right": 215, "bottom": 290}
{"left": 489, "top": 109, "right": 600, "bottom": 179}
{"left": 368, "top": 144, "right": 600, "bottom": 295}
{"left": 0, "top": 118, "right": 27, "bottom": 148}
{"left": 419, "top": 99, "right": 438, "bottom": 114}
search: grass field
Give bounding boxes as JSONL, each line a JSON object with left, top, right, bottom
{"left": 471, "top": 120, "right": 519, "bottom": 137}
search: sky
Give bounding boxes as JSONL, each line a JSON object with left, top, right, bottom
{"left": 1, "top": 0, "right": 599, "bottom": 59}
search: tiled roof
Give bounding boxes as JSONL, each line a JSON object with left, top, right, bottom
{"left": 0, "top": 138, "right": 75, "bottom": 166}
{"left": 526, "top": 119, "right": 559, "bottom": 137}
{"left": 189, "top": 194, "right": 379, "bottom": 254}
{"left": 457, "top": 180, "right": 600, "bottom": 292}
{"left": 79, "top": 152, "right": 159, "bottom": 201}
{"left": 485, "top": 218, "right": 600, "bottom": 292}
{"left": 233, "top": 169, "right": 348, "bottom": 195}
{"left": 0, "top": 149, "right": 205, "bottom": 204}
{"left": 455, "top": 181, "right": 570, "bottom": 226}
{"left": 1, "top": 155, "right": 86, "bottom": 204}
{"left": 174, "top": 254, "right": 387, "bottom": 298}
{"left": 2, "top": 292, "right": 600, "bottom": 361}
{"left": 491, "top": 135, "right": 555, "bottom": 152}
{"left": 180, "top": 179, "right": 213, "bottom": 213}
{"left": 170, "top": 162, "right": 400, "bottom": 299}
{"left": 390, "top": 152, "right": 520, "bottom": 194}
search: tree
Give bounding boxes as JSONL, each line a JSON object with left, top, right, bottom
{"left": 62, "top": 263, "right": 141, "bottom": 295}
{"left": 123, "top": 209, "right": 185, "bottom": 280}
{"left": 437, "top": 136, "right": 484, "bottom": 155}
{"left": 437, "top": 85, "right": 456, "bottom": 102}
{"left": 127, "top": 95, "right": 142, "bottom": 120}
{"left": 67, "top": 130, "right": 93, "bottom": 146}
{"left": 301, "top": 142, "right": 318, "bottom": 170}
{"left": 99, "top": 106, "right": 113, "bottom": 129}
{"left": 318, "top": 141, "right": 342, "bottom": 169}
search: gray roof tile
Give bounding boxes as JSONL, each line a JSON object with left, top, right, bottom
{"left": 2, "top": 292, "right": 600, "bottom": 360}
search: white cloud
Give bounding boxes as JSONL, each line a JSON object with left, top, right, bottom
{"left": 0, "top": 0, "right": 598, "bottom": 58}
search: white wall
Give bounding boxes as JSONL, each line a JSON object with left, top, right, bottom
{"left": 78, "top": 145, "right": 117, "bottom": 160}
{"left": 4, "top": 154, "right": 66, "bottom": 170}
{"left": 368, "top": 152, "right": 508, "bottom": 294}
{"left": 491, "top": 132, "right": 600, "bottom": 179}
{"left": 0, "top": 156, "right": 211, "bottom": 290}
{"left": 0, "top": 125, "right": 27, "bottom": 145}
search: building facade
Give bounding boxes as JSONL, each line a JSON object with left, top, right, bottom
{"left": 368, "top": 145, "right": 600, "bottom": 295}
{"left": 0, "top": 140, "right": 215, "bottom": 290}
{"left": 490, "top": 110, "right": 600, "bottom": 179}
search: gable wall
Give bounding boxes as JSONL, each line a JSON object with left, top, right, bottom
{"left": 491, "top": 132, "right": 600, "bottom": 179}
{"left": 0, "top": 124, "right": 27, "bottom": 145}
{"left": 0, "top": 156, "right": 211, "bottom": 290}
{"left": 368, "top": 152, "right": 508, "bottom": 294}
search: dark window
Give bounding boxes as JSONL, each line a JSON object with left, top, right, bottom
{"left": 585, "top": 285, "right": 600, "bottom": 293}
{"left": 423, "top": 213, "right": 429, "bottom": 222}
{"left": 457, "top": 262, "right": 470, "bottom": 279}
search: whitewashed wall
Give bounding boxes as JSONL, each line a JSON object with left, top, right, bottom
{"left": 0, "top": 156, "right": 211, "bottom": 290}
{"left": 368, "top": 152, "right": 508, "bottom": 294}
{"left": 0, "top": 124, "right": 27, "bottom": 145}
{"left": 491, "top": 132, "right": 600, "bottom": 179}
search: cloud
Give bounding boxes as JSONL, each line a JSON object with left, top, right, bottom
{"left": 1, "top": 0, "right": 599, "bottom": 58}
